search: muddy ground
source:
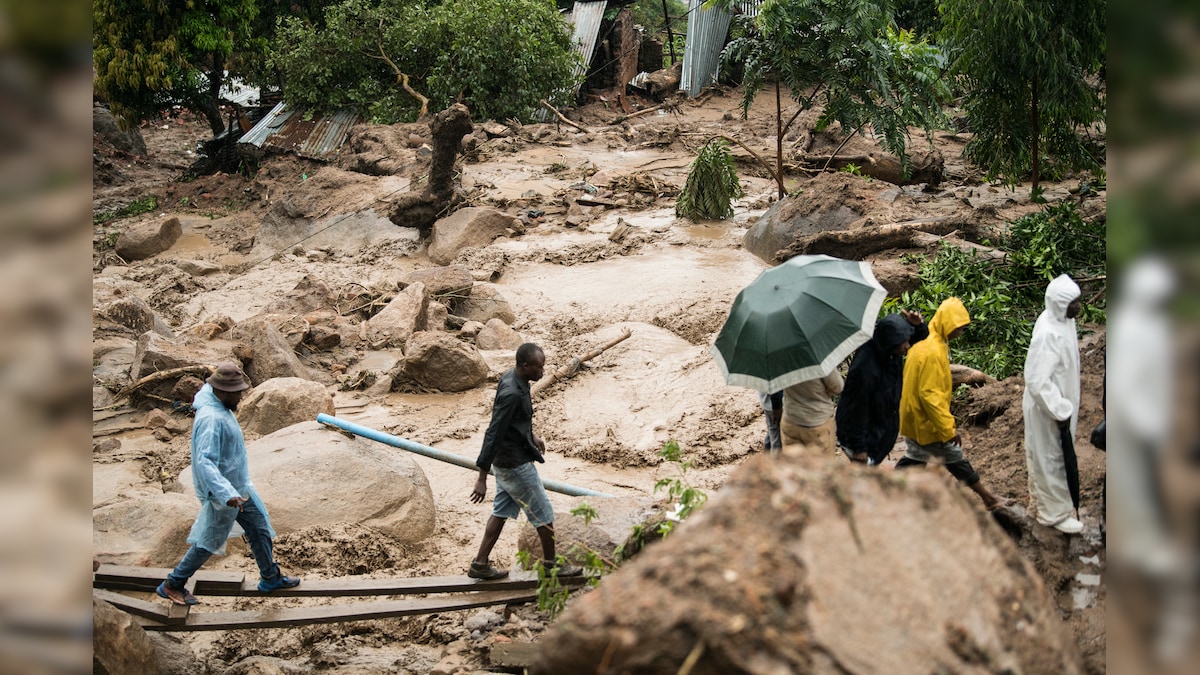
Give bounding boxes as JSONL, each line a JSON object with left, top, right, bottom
{"left": 93, "top": 87, "right": 1106, "bottom": 673}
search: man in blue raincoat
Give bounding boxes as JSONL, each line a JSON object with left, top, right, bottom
{"left": 156, "top": 363, "right": 300, "bottom": 605}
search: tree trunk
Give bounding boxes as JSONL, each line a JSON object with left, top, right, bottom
{"left": 1030, "top": 73, "right": 1040, "bottom": 191}
{"left": 775, "top": 80, "right": 785, "bottom": 200}
{"left": 387, "top": 104, "right": 474, "bottom": 235}
{"left": 201, "top": 65, "right": 226, "bottom": 136}
{"left": 775, "top": 218, "right": 990, "bottom": 262}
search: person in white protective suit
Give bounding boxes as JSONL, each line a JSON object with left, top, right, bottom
{"left": 1022, "top": 274, "right": 1084, "bottom": 533}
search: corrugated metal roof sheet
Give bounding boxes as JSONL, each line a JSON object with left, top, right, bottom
{"left": 680, "top": 0, "right": 763, "bottom": 97}
{"left": 237, "top": 102, "right": 360, "bottom": 161}
{"left": 568, "top": 1, "right": 608, "bottom": 93}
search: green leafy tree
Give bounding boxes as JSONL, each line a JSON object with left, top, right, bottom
{"left": 676, "top": 139, "right": 744, "bottom": 220}
{"left": 273, "top": 0, "right": 581, "bottom": 124}
{"left": 717, "top": 0, "right": 949, "bottom": 198}
{"left": 939, "top": 0, "right": 1105, "bottom": 189}
{"left": 93, "top": 0, "right": 259, "bottom": 134}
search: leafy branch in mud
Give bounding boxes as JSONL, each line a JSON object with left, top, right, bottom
{"left": 885, "top": 201, "right": 1106, "bottom": 379}
{"left": 93, "top": 194, "right": 159, "bottom": 227}
{"left": 521, "top": 441, "right": 708, "bottom": 620}
{"left": 676, "top": 139, "right": 743, "bottom": 221}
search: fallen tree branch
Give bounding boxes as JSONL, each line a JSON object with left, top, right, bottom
{"left": 951, "top": 364, "right": 998, "bottom": 388}
{"left": 775, "top": 218, "right": 991, "bottom": 262}
{"left": 116, "top": 365, "right": 215, "bottom": 400}
{"left": 609, "top": 103, "right": 666, "bottom": 125}
{"left": 540, "top": 99, "right": 590, "bottom": 134}
{"left": 532, "top": 327, "right": 632, "bottom": 397}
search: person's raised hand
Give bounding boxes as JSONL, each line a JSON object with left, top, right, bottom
{"left": 901, "top": 309, "right": 924, "bottom": 326}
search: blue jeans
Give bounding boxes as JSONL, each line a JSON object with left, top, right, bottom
{"left": 166, "top": 497, "right": 281, "bottom": 589}
{"left": 492, "top": 463, "right": 555, "bottom": 528}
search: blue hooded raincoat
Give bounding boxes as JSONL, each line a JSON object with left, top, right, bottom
{"left": 186, "top": 383, "right": 274, "bottom": 554}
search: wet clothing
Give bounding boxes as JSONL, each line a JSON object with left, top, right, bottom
{"left": 476, "top": 368, "right": 544, "bottom": 473}
{"left": 899, "top": 298, "right": 971, "bottom": 445}
{"left": 492, "top": 463, "right": 555, "bottom": 527}
{"left": 782, "top": 371, "right": 844, "bottom": 428}
{"left": 1023, "top": 274, "right": 1082, "bottom": 527}
{"left": 169, "top": 497, "right": 282, "bottom": 589}
{"left": 758, "top": 391, "right": 783, "bottom": 452}
{"left": 835, "top": 314, "right": 929, "bottom": 465}
{"left": 896, "top": 439, "right": 980, "bottom": 485}
{"left": 186, "top": 383, "right": 275, "bottom": 555}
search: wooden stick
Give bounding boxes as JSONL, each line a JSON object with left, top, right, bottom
{"left": 540, "top": 99, "right": 590, "bottom": 134}
{"left": 116, "top": 365, "right": 214, "bottom": 400}
{"left": 532, "top": 328, "right": 633, "bottom": 397}
{"left": 610, "top": 103, "right": 665, "bottom": 125}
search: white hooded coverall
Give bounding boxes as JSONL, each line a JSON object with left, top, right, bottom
{"left": 1022, "top": 274, "right": 1081, "bottom": 527}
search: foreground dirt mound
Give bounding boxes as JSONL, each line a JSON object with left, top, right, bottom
{"left": 533, "top": 452, "right": 1082, "bottom": 674}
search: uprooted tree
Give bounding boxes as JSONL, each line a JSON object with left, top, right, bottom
{"left": 386, "top": 103, "right": 474, "bottom": 234}
{"left": 716, "top": 0, "right": 949, "bottom": 198}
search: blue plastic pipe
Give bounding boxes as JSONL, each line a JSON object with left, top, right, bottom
{"left": 316, "top": 413, "right": 613, "bottom": 498}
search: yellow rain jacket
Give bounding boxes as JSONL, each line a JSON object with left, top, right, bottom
{"left": 899, "top": 298, "right": 970, "bottom": 445}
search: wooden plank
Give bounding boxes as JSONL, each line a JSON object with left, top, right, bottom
{"left": 93, "top": 589, "right": 170, "bottom": 623}
{"left": 220, "top": 571, "right": 590, "bottom": 598}
{"left": 164, "top": 578, "right": 197, "bottom": 625}
{"left": 141, "top": 590, "right": 539, "bottom": 632}
{"left": 94, "top": 564, "right": 245, "bottom": 593}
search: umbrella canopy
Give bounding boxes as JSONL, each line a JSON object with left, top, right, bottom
{"left": 712, "top": 255, "right": 887, "bottom": 392}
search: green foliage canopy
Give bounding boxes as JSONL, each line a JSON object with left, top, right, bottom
{"left": 716, "top": 0, "right": 949, "bottom": 197}
{"left": 93, "top": 0, "right": 259, "bottom": 134}
{"left": 938, "top": 0, "right": 1105, "bottom": 188}
{"left": 273, "top": 0, "right": 582, "bottom": 124}
{"left": 676, "top": 139, "right": 743, "bottom": 221}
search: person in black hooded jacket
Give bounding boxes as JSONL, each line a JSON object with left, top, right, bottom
{"left": 835, "top": 310, "right": 928, "bottom": 465}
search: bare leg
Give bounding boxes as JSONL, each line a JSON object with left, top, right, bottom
{"left": 473, "top": 515, "right": 506, "bottom": 565}
{"left": 968, "top": 481, "right": 1012, "bottom": 510}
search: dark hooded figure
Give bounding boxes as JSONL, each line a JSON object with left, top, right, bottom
{"left": 835, "top": 310, "right": 928, "bottom": 465}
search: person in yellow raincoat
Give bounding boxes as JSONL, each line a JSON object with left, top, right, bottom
{"left": 897, "top": 298, "right": 1011, "bottom": 510}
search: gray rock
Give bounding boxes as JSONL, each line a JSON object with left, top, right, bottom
{"left": 366, "top": 282, "right": 428, "bottom": 348}
{"left": 403, "top": 265, "right": 474, "bottom": 298}
{"left": 463, "top": 610, "right": 504, "bottom": 632}
{"left": 404, "top": 332, "right": 489, "bottom": 392}
{"left": 427, "top": 207, "right": 516, "bottom": 265}
{"left": 453, "top": 283, "right": 516, "bottom": 325}
{"left": 742, "top": 196, "right": 863, "bottom": 264}
{"left": 175, "top": 259, "right": 221, "bottom": 276}
{"left": 93, "top": 105, "right": 147, "bottom": 155}
{"left": 424, "top": 300, "right": 449, "bottom": 332}
{"left": 262, "top": 276, "right": 336, "bottom": 316}
{"left": 475, "top": 318, "right": 522, "bottom": 351}
{"left": 129, "top": 331, "right": 240, "bottom": 391}
{"left": 180, "top": 421, "right": 436, "bottom": 544}
{"left": 231, "top": 317, "right": 318, "bottom": 384}
{"left": 460, "top": 320, "right": 485, "bottom": 338}
{"left": 93, "top": 598, "right": 163, "bottom": 675}
{"left": 92, "top": 492, "right": 197, "bottom": 566}
{"left": 237, "top": 377, "right": 335, "bottom": 436}
{"left": 115, "top": 217, "right": 183, "bottom": 261}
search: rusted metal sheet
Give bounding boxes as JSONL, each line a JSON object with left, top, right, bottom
{"left": 680, "top": 0, "right": 763, "bottom": 97}
{"left": 238, "top": 102, "right": 360, "bottom": 161}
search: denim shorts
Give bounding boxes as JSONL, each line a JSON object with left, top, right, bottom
{"left": 492, "top": 462, "right": 554, "bottom": 528}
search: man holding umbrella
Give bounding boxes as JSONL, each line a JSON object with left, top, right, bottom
{"left": 897, "top": 298, "right": 1011, "bottom": 510}
{"left": 1022, "top": 275, "right": 1084, "bottom": 533}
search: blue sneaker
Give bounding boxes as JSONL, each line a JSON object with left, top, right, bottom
{"left": 257, "top": 574, "right": 301, "bottom": 593}
{"left": 156, "top": 581, "right": 200, "bottom": 605}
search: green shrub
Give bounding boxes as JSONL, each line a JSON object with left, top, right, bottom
{"left": 676, "top": 140, "right": 743, "bottom": 221}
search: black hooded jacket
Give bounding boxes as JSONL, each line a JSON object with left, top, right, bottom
{"left": 835, "top": 314, "right": 929, "bottom": 463}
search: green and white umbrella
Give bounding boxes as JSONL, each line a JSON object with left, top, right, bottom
{"left": 712, "top": 255, "right": 887, "bottom": 392}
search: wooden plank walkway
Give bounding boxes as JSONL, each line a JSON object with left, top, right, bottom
{"left": 94, "top": 564, "right": 591, "bottom": 632}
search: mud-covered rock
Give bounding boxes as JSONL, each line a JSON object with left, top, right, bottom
{"left": 237, "top": 377, "right": 335, "bottom": 436}
{"left": 366, "top": 281, "right": 429, "bottom": 348}
{"left": 93, "top": 105, "right": 147, "bottom": 156}
{"left": 231, "top": 316, "right": 319, "bottom": 384}
{"left": 424, "top": 300, "right": 449, "bottom": 332}
{"left": 532, "top": 453, "right": 1083, "bottom": 674}
{"left": 92, "top": 492, "right": 198, "bottom": 566}
{"left": 115, "top": 216, "right": 182, "bottom": 261}
{"left": 262, "top": 276, "right": 337, "bottom": 316}
{"left": 403, "top": 264, "right": 474, "bottom": 298}
{"left": 403, "top": 332, "right": 489, "bottom": 392}
{"left": 99, "top": 294, "right": 175, "bottom": 338}
{"left": 453, "top": 283, "right": 516, "bottom": 325}
{"left": 427, "top": 207, "right": 516, "bottom": 265}
{"left": 130, "top": 331, "right": 240, "bottom": 395}
{"left": 93, "top": 598, "right": 163, "bottom": 675}
{"left": 475, "top": 318, "right": 523, "bottom": 351}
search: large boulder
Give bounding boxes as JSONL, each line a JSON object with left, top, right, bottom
{"left": 453, "top": 283, "right": 516, "bottom": 325}
{"left": 231, "top": 317, "right": 318, "bottom": 384}
{"left": 261, "top": 276, "right": 337, "bottom": 316}
{"left": 93, "top": 598, "right": 163, "bottom": 675}
{"left": 115, "top": 217, "right": 183, "bottom": 261}
{"left": 93, "top": 336, "right": 137, "bottom": 385}
{"left": 92, "top": 492, "right": 198, "bottom": 567}
{"left": 532, "top": 454, "right": 1083, "bottom": 674}
{"left": 427, "top": 207, "right": 516, "bottom": 265}
{"left": 365, "top": 282, "right": 428, "bottom": 348}
{"left": 403, "top": 265, "right": 474, "bottom": 298}
{"left": 474, "top": 317, "right": 522, "bottom": 351}
{"left": 742, "top": 190, "right": 864, "bottom": 264}
{"left": 403, "top": 332, "right": 489, "bottom": 392}
{"left": 181, "top": 421, "right": 436, "bottom": 544}
{"left": 93, "top": 105, "right": 147, "bottom": 155}
{"left": 518, "top": 496, "right": 662, "bottom": 566}
{"left": 129, "top": 332, "right": 240, "bottom": 397}
{"left": 237, "top": 377, "right": 335, "bottom": 436}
